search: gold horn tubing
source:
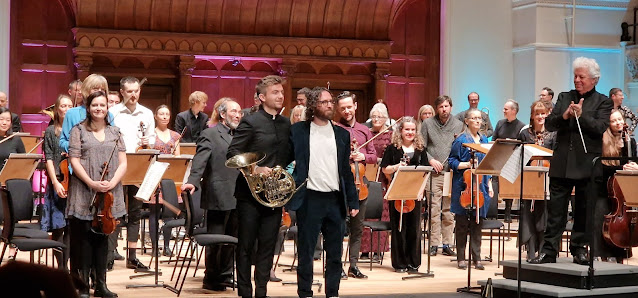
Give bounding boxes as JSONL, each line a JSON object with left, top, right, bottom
{"left": 40, "top": 104, "right": 55, "bottom": 120}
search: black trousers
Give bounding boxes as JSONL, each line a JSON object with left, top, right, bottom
{"left": 204, "top": 209, "right": 238, "bottom": 285}
{"left": 455, "top": 214, "right": 482, "bottom": 262}
{"left": 126, "top": 186, "right": 143, "bottom": 243}
{"left": 541, "top": 177, "right": 588, "bottom": 257}
{"left": 297, "top": 190, "right": 345, "bottom": 298}
{"left": 68, "top": 217, "right": 108, "bottom": 279}
{"left": 389, "top": 200, "right": 422, "bottom": 270}
{"left": 236, "top": 198, "right": 281, "bottom": 298}
{"left": 347, "top": 197, "right": 367, "bottom": 266}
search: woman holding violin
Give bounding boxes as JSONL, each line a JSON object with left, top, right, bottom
{"left": 68, "top": 91, "right": 126, "bottom": 297}
{"left": 449, "top": 109, "right": 493, "bottom": 270}
{"left": 593, "top": 109, "right": 638, "bottom": 263}
{"left": 41, "top": 94, "right": 73, "bottom": 270}
{"left": 518, "top": 100, "right": 556, "bottom": 262}
{"left": 380, "top": 117, "right": 428, "bottom": 273}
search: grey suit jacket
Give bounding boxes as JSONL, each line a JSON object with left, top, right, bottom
{"left": 186, "top": 124, "right": 239, "bottom": 211}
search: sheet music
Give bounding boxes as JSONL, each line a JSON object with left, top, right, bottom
{"left": 135, "top": 161, "right": 169, "bottom": 201}
{"left": 499, "top": 146, "right": 539, "bottom": 183}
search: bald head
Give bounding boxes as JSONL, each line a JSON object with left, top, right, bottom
{"left": 0, "top": 92, "right": 7, "bottom": 108}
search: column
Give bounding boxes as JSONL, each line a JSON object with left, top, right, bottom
{"left": 278, "top": 62, "right": 297, "bottom": 113}
{"left": 374, "top": 62, "right": 390, "bottom": 103}
{"left": 179, "top": 55, "right": 196, "bottom": 113}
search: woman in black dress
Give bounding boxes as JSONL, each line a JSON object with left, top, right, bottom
{"left": 0, "top": 107, "right": 25, "bottom": 170}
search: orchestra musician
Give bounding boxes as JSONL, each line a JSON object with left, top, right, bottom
{"left": 67, "top": 79, "right": 83, "bottom": 107}
{"left": 107, "top": 92, "right": 121, "bottom": 109}
{"left": 530, "top": 57, "right": 613, "bottom": 265}
{"left": 174, "top": 91, "right": 209, "bottom": 144}
{"left": 148, "top": 104, "right": 181, "bottom": 257}
{"left": 455, "top": 92, "right": 493, "bottom": 138}
{"left": 183, "top": 97, "right": 242, "bottom": 291}
{"left": 421, "top": 95, "right": 464, "bottom": 257}
{"left": 592, "top": 109, "right": 638, "bottom": 263}
{"left": 416, "top": 104, "right": 434, "bottom": 127}
{"left": 0, "top": 91, "right": 22, "bottom": 133}
{"left": 449, "top": 109, "right": 493, "bottom": 270}
{"left": 335, "top": 91, "right": 377, "bottom": 279}
{"left": 67, "top": 91, "right": 126, "bottom": 298}
{"left": 226, "top": 75, "right": 292, "bottom": 298}
{"left": 518, "top": 100, "right": 556, "bottom": 262}
{"left": 380, "top": 117, "right": 428, "bottom": 273}
{"left": 109, "top": 76, "right": 154, "bottom": 271}
{"left": 0, "top": 107, "right": 25, "bottom": 169}
{"left": 288, "top": 86, "right": 359, "bottom": 298}
{"left": 609, "top": 88, "right": 638, "bottom": 134}
{"left": 41, "top": 94, "right": 73, "bottom": 270}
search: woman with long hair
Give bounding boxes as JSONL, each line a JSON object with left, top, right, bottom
{"left": 519, "top": 100, "right": 556, "bottom": 262}
{"left": 0, "top": 107, "right": 25, "bottom": 169}
{"left": 380, "top": 117, "right": 428, "bottom": 273}
{"left": 416, "top": 104, "right": 434, "bottom": 127}
{"left": 449, "top": 108, "right": 493, "bottom": 270}
{"left": 41, "top": 94, "right": 74, "bottom": 270}
{"left": 67, "top": 91, "right": 126, "bottom": 297}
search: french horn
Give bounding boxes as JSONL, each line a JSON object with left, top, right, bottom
{"left": 40, "top": 104, "right": 55, "bottom": 120}
{"left": 225, "top": 152, "right": 306, "bottom": 208}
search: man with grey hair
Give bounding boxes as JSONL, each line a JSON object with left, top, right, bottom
{"left": 68, "top": 80, "right": 83, "bottom": 107}
{"left": 0, "top": 91, "right": 22, "bottom": 133}
{"left": 492, "top": 99, "right": 525, "bottom": 223}
{"left": 455, "top": 92, "right": 493, "bottom": 137}
{"left": 421, "top": 95, "right": 464, "bottom": 257}
{"left": 530, "top": 57, "right": 612, "bottom": 265}
{"left": 183, "top": 98, "right": 242, "bottom": 291}
{"left": 296, "top": 87, "right": 311, "bottom": 106}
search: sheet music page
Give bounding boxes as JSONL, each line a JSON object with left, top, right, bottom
{"left": 500, "top": 145, "right": 538, "bottom": 183}
{"left": 135, "top": 161, "right": 169, "bottom": 201}
{"left": 525, "top": 145, "right": 552, "bottom": 157}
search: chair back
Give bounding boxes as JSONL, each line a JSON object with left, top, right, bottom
{"left": 5, "top": 179, "right": 33, "bottom": 221}
{"left": 190, "top": 189, "right": 204, "bottom": 227}
{"left": 364, "top": 181, "right": 383, "bottom": 220}
{"left": 181, "top": 190, "right": 195, "bottom": 238}
{"left": 160, "top": 179, "right": 180, "bottom": 218}
{"left": 486, "top": 190, "right": 499, "bottom": 219}
{"left": 0, "top": 186, "right": 15, "bottom": 241}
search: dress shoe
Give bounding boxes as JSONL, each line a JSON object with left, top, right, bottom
{"left": 340, "top": 268, "right": 348, "bottom": 280}
{"left": 528, "top": 253, "right": 556, "bottom": 264}
{"left": 360, "top": 252, "right": 370, "bottom": 260}
{"left": 429, "top": 246, "right": 438, "bottom": 256}
{"left": 441, "top": 245, "right": 456, "bottom": 256}
{"left": 113, "top": 250, "right": 124, "bottom": 261}
{"left": 270, "top": 275, "right": 282, "bottom": 282}
{"left": 457, "top": 260, "right": 467, "bottom": 270}
{"left": 126, "top": 258, "right": 150, "bottom": 271}
{"left": 573, "top": 253, "right": 589, "bottom": 265}
{"left": 107, "top": 260, "right": 114, "bottom": 271}
{"left": 220, "top": 278, "right": 237, "bottom": 288}
{"left": 202, "top": 283, "right": 226, "bottom": 291}
{"left": 347, "top": 266, "right": 368, "bottom": 279}
{"left": 474, "top": 261, "right": 485, "bottom": 270}
{"left": 407, "top": 265, "right": 419, "bottom": 273}
{"left": 162, "top": 247, "right": 174, "bottom": 257}
{"left": 395, "top": 268, "right": 407, "bottom": 273}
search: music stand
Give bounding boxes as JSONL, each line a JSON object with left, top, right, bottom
{"left": 0, "top": 153, "right": 41, "bottom": 185}
{"left": 384, "top": 165, "right": 435, "bottom": 280}
{"left": 21, "top": 135, "right": 42, "bottom": 154}
{"left": 179, "top": 143, "right": 196, "bottom": 156}
{"left": 157, "top": 154, "right": 193, "bottom": 198}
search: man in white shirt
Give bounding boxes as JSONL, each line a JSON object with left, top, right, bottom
{"left": 109, "top": 76, "right": 155, "bottom": 271}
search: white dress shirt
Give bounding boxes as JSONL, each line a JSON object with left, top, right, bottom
{"left": 109, "top": 102, "right": 155, "bottom": 153}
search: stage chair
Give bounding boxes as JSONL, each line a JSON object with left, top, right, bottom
{"left": 147, "top": 179, "right": 185, "bottom": 267}
{"left": 362, "top": 181, "right": 391, "bottom": 271}
{"left": 170, "top": 189, "right": 205, "bottom": 281}
{"left": 480, "top": 193, "right": 504, "bottom": 266}
{"left": 172, "top": 190, "right": 237, "bottom": 296}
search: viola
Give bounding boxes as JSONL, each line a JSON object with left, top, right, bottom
{"left": 90, "top": 142, "right": 121, "bottom": 235}
{"left": 350, "top": 140, "right": 369, "bottom": 200}
{"left": 59, "top": 157, "right": 69, "bottom": 190}
{"left": 459, "top": 153, "right": 484, "bottom": 223}
{"left": 136, "top": 121, "right": 150, "bottom": 152}
{"left": 394, "top": 153, "right": 416, "bottom": 213}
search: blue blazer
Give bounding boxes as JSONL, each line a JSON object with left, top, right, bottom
{"left": 287, "top": 121, "right": 359, "bottom": 217}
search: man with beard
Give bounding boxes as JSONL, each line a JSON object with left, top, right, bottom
{"left": 183, "top": 98, "right": 242, "bottom": 291}
{"left": 227, "top": 75, "right": 292, "bottom": 298}
{"left": 335, "top": 91, "right": 376, "bottom": 279}
{"left": 288, "top": 87, "right": 359, "bottom": 298}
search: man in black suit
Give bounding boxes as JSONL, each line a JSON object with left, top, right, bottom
{"left": 288, "top": 87, "right": 359, "bottom": 298}
{"left": 530, "top": 57, "right": 613, "bottom": 265}
{"left": 174, "top": 91, "right": 209, "bottom": 143}
{"left": 182, "top": 98, "right": 242, "bottom": 291}
{"left": 227, "top": 75, "right": 292, "bottom": 298}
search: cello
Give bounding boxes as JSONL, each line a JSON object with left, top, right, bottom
{"left": 602, "top": 126, "right": 638, "bottom": 248}
{"left": 90, "top": 140, "right": 120, "bottom": 235}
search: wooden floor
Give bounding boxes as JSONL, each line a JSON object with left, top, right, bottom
{"left": 12, "top": 224, "right": 638, "bottom": 298}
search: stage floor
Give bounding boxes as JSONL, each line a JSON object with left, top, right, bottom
{"left": 13, "top": 225, "right": 638, "bottom": 297}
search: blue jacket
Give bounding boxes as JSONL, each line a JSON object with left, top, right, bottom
{"left": 448, "top": 132, "right": 491, "bottom": 218}
{"left": 287, "top": 121, "right": 359, "bottom": 216}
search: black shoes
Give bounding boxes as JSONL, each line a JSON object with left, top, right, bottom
{"left": 441, "top": 245, "right": 456, "bottom": 256}
{"left": 474, "top": 261, "right": 485, "bottom": 270}
{"left": 107, "top": 260, "right": 114, "bottom": 271}
{"left": 573, "top": 253, "right": 589, "bottom": 265}
{"left": 163, "top": 247, "right": 174, "bottom": 257}
{"left": 407, "top": 265, "right": 419, "bottom": 273}
{"left": 347, "top": 266, "right": 368, "bottom": 279}
{"left": 126, "top": 258, "right": 149, "bottom": 271}
{"left": 528, "top": 253, "right": 556, "bottom": 264}
{"left": 504, "top": 215, "right": 513, "bottom": 223}
{"left": 429, "top": 246, "right": 438, "bottom": 256}
{"left": 340, "top": 268, "right": 348, "bottom": 280}
{"left": 395, "top": 268, "right": 407, "bottom": 273}
{"left": 113, "top": 250, "right": 124, "bottom": 261}
{"left": 202, "top": 283, "right": 226, "bottom": 291}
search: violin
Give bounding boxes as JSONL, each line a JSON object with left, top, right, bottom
{"left": 136, "top": 121, "right": 150, "bottom": 152}
{"left": 282, "top": 207, "right": 292, "bottom": 228}
{"left": 603, "top": 125, "right": 638, "bottom": 248}
{"left": 459, "top": 152, "right": 484, "bottom": 223}
{"left": 90, "top": 141, "right": 120, "bottom": 235}
{"left": 351, "top": 139, "right": 368, "bottom": 200}
{"left": 394, "top": 153, "right": 416, "bottom": 213}
{"left": 59, "top": 157, "right": 69, "bottom": 190}
{"left": 533, "top": 131, "right": 550, "bottom": 167}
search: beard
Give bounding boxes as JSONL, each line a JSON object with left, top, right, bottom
{"left": 225, "top": 119, "right": 239, "bottom": 130}
{"left": 314, "top": 108, "right": 334, "bottom": 121}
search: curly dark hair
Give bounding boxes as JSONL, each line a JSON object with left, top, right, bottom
{"left": 304, "top": 87, "right": 330, "bottom": 122}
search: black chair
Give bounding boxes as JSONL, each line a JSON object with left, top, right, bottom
{"left": 171, "top": 190, "right": 237, "bottom": 296}
{"left": 361, "top": 181, "right": 391, "bottom": 271}
{"left": 0, "top": 179, "right": 65, "bottom": 266}
{"left": 481, "top": 192, "right": 504, "bottom": 266}
{"left": 147, "top": 179, "right": 185, "bottom": 266}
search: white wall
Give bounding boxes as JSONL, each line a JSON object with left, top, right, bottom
{"left": 0, "top": 0, "right": 9, "bottom": 95}
{"left": 441, "top": 0, "right": 514, "bottom": 128}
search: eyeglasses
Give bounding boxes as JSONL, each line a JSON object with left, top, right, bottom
{"left": 371, "top": 116, "right": 387, "bottom": 120}
{"left": 469, "top": 117, "right": 482, "bottom": 121}
{"left": 317, "top": 100, "right": 336, "bottom": 106}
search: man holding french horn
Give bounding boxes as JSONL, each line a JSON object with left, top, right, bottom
{"left": 226, "top": 75, "right": 293, "bottom": 298}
